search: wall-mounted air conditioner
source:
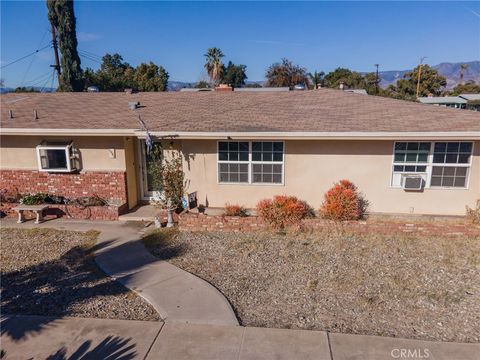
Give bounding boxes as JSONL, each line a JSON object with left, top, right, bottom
{"left": 402, "top": 175, "right": 424, "bottom": 191}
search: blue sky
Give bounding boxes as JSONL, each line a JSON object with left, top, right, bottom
{"left": 1, "top": 1, "right": 479, "bottom": 88}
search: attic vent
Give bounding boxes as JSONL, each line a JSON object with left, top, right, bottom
{"left": 128, "top": 101, "right": 140, "bottom": 110}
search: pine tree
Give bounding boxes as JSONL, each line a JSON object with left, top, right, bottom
{"left": 47, "top": 0, "right": 84, "bottom": 91}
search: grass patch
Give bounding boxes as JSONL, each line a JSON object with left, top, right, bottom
{"left": 1, "top": 227, "right": 159, "bottom": 321}
{"left": 144, "top": 227, "right": 480, "bottom": 342}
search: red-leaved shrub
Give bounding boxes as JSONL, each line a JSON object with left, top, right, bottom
{"left": 319, "top": 180, "right": 366, "bottom": 221}
{"left": 224, "top": 203, "right": 248, "bottom": 217}
{"left": 256, "top": 195, "right": 313, "bottom": 229}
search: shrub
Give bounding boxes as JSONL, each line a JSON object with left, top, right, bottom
{"left": 256, "top": 195, "right": 313, "bottom": 230}
{"left": 466, "top": 200, "right": 480, "bottom": 224}
{"left": 319, "top": 180, "right": 367, "bottom": 221}
{"left": 224, "top": 203, "right": 248, "bottom": 217}
{"left": 20, "top": 193, "right": 48, "bottom": 205}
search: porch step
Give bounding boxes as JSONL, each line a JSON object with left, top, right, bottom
{"left": 118, "top": 205, "right": 158, "bottom": 222}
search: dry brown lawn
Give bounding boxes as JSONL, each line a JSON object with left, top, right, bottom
{"left": 1, "top": 228, "right": 160, "bottom": 321}
{"left": 143, "top": 228, "right": 480, "bottom": 342}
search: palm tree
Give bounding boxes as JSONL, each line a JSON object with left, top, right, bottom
{"left": 204, "top": 48, "right": 225, "bottom": 86}
{"left": 308, "top": 70, "right": 325, "bottom": 89}
{"left": 460, "top": 63, "right": 469, "bottom": 85}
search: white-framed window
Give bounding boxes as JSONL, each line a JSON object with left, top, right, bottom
{"left": 430, "top": 142, "right": 472, "bottom": 188}
{"left": 391, "top": 142, "right": 430, "bottom": 187}
{"left": 218, "top": 141, "right": 284, "bottom": 184}
{"left": 36, "top": 141, "right": 78, "bottom": 173}
{"left": 391, "top": 141, "right": 473, "bottom": 188}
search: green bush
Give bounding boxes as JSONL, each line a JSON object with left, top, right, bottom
{"left": 20, "top": 193, "right": 48, "bottom": 205}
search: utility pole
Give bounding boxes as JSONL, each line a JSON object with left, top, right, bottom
{"left": 50, "top": 24, "right": 61, "bottom": 77}
{"left": 374, "top": 64, "right": 379, "bottom": 94}
{"left": 416, "top": 56, "right": 427, "bottom": 98}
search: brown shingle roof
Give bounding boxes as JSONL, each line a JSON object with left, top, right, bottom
{"left": 1, "top": 89, "right": 479, "bottom": 134}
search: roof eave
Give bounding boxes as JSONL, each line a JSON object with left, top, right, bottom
{"left": 139, "top": 131, "right": 480, "bottom": 140}
{"left": 1, "top": 128, "right": 478, "bottom": 140}
{"left": 0, "top": 128, "right": 137, "bottom": 136}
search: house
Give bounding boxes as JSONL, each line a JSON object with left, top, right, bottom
{"left": 1, "top": 89, "right": 479, "bottom": 218}
{"left": 459, "top": 94, "right": 480, "bottom": 111}
{"left": 418, "top": 93, "right": 480, "bottom": 111}
{"left": 418, "top": 96, "right": 468, "bottom": 109}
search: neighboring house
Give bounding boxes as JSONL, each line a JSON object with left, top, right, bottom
{"left": 344, "top": 89, "right": 368, "bottom": 95}
{"left": 418, "top": 96, "right": 467, "bottom": 109}
{"left": 0, "top": 89, "right": 479, "bottom": 218}
{"left": 418, "top": 93, "right": 480, "bottom": 111}
{"left": 459, "top": 94, "right": 480, "bottom": 111}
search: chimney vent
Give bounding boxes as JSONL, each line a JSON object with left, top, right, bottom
{"left": 33, "top": 110, "right": 38, "bottom": 120}
{"left": 8, "top": 110, "right": 13, "bottom": 119}
{"left": 215, "top": 84, "right": 233, "bottom": 92}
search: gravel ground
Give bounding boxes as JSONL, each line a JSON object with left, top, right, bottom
{"left": 1, "top": 228, "right": 160, "bottom": 321}
{"left": 144, "top": 228, "right": 480, "bottom": 342}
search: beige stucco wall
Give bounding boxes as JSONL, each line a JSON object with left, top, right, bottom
{"left": 182, "top": 139, "right": 480, "bottom": 216}
{"left": 0, "top": 135, "right": 127, "bottom": 171}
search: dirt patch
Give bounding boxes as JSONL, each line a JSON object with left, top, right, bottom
{"left": 1, "top": 228, "right": 160, "bottom": 321}
{"left": 144, "top": 228, "right": 480, "bottom": 342}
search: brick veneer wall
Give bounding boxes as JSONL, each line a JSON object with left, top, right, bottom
{"left": 178, "top": 213, "right": 480, "bottom": 236}
{"left": 0, "top": 170, "right": 128, "bottom": 220}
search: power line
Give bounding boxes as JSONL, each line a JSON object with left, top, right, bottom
{"left": 50, "top": 68, "right": 56, "bottom": 90}
{"left": 78, "top": 48, "right": 103, "bottom": 60}
{"left": 40, "top": 69, "right": 56, "bottom": 92}
{"left": 0, "top": 43, "right": 52, "bottom": 70}
{"left": 78, "top": 52, "right": 102, "bottom": 64}
{"left": 20, "top": 28, "right": 51, "bottom": 86}
{"left": 23, "top": 70, "right": 53, "bottom": 86}
{"left": 77, "top": 49, "right": 103, "bottom": 64}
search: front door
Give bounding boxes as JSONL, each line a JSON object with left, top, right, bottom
{"left": 138, "top": 140, "right": 163, "bottom": 200}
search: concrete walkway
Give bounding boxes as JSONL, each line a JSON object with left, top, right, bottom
{"left": 2, "top": 314, "right": 479, "bottom": 360}
{"left": 0, "top": 219, "right": 238, "bottom": 326}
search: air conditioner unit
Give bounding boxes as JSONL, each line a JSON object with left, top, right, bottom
{"left": 402, "top": 175, "right": 424, "bottom": 191}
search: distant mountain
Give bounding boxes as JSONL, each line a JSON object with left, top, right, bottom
{"left": 167, "top": 80, "right": 265, "bottom": 91}
{"left": 378, "top": 61, "right": 480, "bottom": 89}
{"left": 168, "top": 81, "right": 191, "bottom": 91}
{"left": 0, "top": 87, "right": 55, "bottom": 94}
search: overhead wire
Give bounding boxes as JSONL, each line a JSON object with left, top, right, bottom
{"left": 40, "top": 69, "right": 56, "bottom": 92}
{"left": 22, "top": 69, "right": 53, "bottom": 86}
{"left": 77, "top": 49, "right": 103, "bottom": 64}
{"left": 0, "top": 43, "right": 52, "bottom": 70}
{"left": 20, "top": 28, "right": 51, "bottom": 86}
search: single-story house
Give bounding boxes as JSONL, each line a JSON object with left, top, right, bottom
{"left": 1, "top": 89, "right": 479, "bottom": 218}
{"left": 418, "top": 93, "right": 480, "bottom": 111}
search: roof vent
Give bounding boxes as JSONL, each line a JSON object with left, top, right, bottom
{"left": 124, "top": 88, "right": 133, "bottom": 94}
{"left": 128, "top": 101, "right": 140, "bottom": 110}
{"left": 8, "top": 110, "right": 13, "bottom": 119}
{"left": 87, "top": 86, "right": 99, "bottom": 92}
{"left": 33, "top": 110, "right": 38, "bottom": 120}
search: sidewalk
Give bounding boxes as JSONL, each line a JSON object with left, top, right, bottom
{"left": 2, "top": 314, "right": 478, "bottom": 360}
